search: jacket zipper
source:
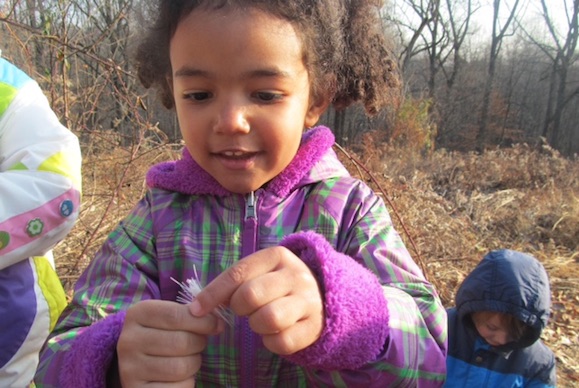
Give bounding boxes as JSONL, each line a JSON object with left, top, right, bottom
{"left": 241, "top": 191, "right": 258, "bottom": 259}
{"left": 241, "top": 191, "right": 258, "bottom": 388}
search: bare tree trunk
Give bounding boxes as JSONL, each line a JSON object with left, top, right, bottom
{"left": 443, "top": 0, "right": 473, "bottom": 90}
{"left": 541, "top": 54, "right": 559, "bottom": 141}
{"left": 476, "top": 0, "right": 521, "bottom": 151}
{"left": 427, "top": 0, "right": 441, "bottom": 100}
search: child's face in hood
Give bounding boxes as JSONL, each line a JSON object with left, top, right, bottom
{"left": 472, "top": 311, "right": 513, "bottom": 347}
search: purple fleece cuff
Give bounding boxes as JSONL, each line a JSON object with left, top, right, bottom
{"left": 280, "top": 231, "right": 389, "bottom": 370}
{"left": 60, "top": 311, "right": 126, "bottom": 388}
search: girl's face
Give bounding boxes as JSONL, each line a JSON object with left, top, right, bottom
{"left": 471, "top": 311, "right": 513, "bottom": 347}
{"left": 169, "top": 7, "right": 328, "bottom": 194}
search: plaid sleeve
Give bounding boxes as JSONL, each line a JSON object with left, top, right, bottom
{"left": 302, "top": 181, "right": 448, "bottom": 387}
{"left": 34, "top": 193, "right": 160, "bottom": 387}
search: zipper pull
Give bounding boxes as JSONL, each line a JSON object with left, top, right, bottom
{"left": 245, "top": 191, "right": 257, "bottom": 220}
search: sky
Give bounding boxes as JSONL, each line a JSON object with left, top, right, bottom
{"left": 388, "top": 0, "right": 575, "bottom": 49}
{"left": 470, "top": 0, "right": 573, "bottom": 40}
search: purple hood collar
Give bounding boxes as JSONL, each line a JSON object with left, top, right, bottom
{"left": 146, "top": 126, "right": 335, "bottom": 197}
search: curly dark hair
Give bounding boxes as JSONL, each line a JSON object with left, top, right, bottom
{"left": 134, "top": 0, "right": 401, "bottom": 115}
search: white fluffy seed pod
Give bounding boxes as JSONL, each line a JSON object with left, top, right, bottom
{"left": 171, "top": 267, "right": 234, "bottom": 326}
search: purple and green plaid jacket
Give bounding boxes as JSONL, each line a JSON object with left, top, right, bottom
{"left": 35, "top": 126, "right": 447, "bottom": 387}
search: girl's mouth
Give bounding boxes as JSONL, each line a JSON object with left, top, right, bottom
{"left": 222, "top": 150, "right": 250, "bottom": 158}
{"left": 215, "top": 151, "right": 258, "bottom": 169}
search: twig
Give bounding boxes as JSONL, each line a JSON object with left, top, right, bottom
{"left": 333, "top": 143, "right": 424, "bottom": 272}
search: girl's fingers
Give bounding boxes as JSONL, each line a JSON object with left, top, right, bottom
{"left": 189, "top": 246, "right": 324, "bottom": 354}
{"left": 248, "top": 295, "right": 308, "bottom": 334}
{"left": 192, "top": 247, "right": 290, "bottom": 315}
{"left": 262, "top": 317, "right": 324, "bottom": 355}
{"left": 128, "top": 300, "right": 223, "bottom": 335}
{"left": 231, "top": 271, "right": 294, "bottom": 316}
{"left": 120, "top": 353, "right": 201, "bottom": 385}
{"left": 122, "top": 326, "right": 208, "bottom": 357}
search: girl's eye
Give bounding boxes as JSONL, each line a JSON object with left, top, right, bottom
{"left": 255, "top": 92, "right": 282, "bottom": 102}
{"left": 185, "top": 92, "right": 211, "bottom": 101}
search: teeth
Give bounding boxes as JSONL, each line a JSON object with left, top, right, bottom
{"left": 223, "top": 151, "right": 245, "bottom": 156}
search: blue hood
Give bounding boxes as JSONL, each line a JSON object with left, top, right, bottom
{"left": 455, "top": 249, "right": 551, "bottom": 348}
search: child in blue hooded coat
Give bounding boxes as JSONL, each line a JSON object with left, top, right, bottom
{"left": 445, "top": 249, "right": 557, "bottom": 387}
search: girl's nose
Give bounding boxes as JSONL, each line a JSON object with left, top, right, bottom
{"left": 213, "top": 100, "right": 250, "bottom": 134}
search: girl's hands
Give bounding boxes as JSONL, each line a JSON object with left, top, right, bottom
{"left": 190, "top": 246, "right": 324, "bottom": 355}
{"left": 117, "top": 300, "right": 223, "bottom": 387}
{"left": 115, "top": 247, "right": 323, "bottom": 386}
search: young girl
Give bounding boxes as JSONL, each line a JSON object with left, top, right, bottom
{"left": 35, "top": 1, "right": 447, "bottom": 387}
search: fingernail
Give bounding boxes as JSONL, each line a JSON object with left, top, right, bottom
{"left": 189, "top": 300, "right": 202, "bottom": 316}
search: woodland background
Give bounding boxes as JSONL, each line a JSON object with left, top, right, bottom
{"left": 1, "top": 0, "right": 578, "bottom": 385}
